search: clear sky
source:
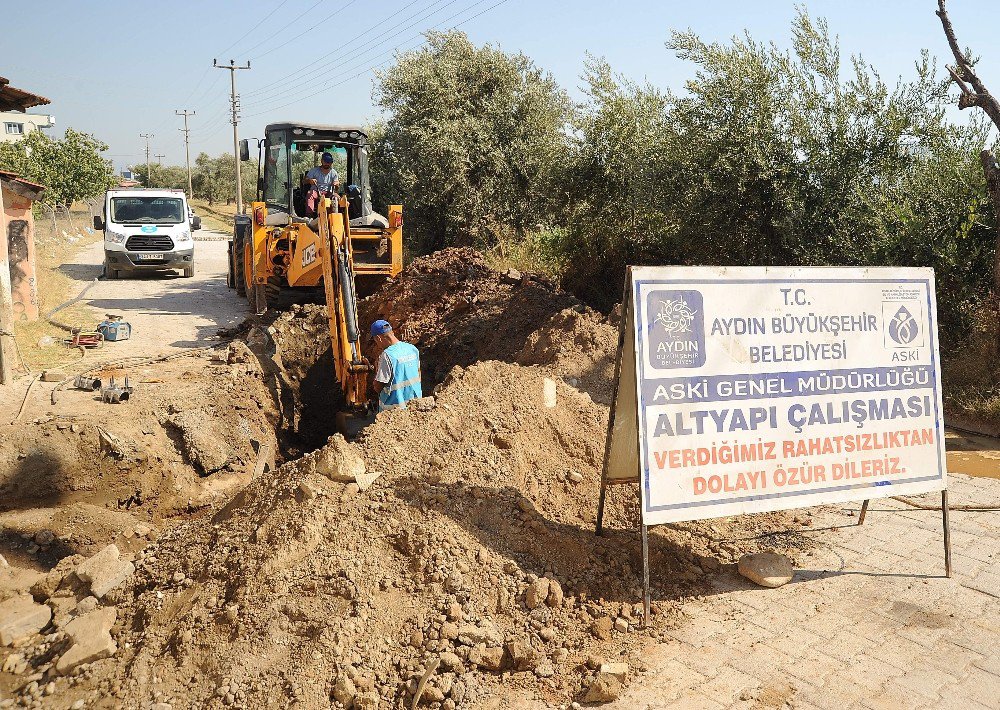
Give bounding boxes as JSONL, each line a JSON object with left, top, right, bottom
{"left": 4, "top": 1, "right": 997, "bottom": 171}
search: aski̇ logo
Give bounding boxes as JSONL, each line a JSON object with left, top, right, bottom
{"left": 888, "top": 306, "right": 918, "bottom": 345}
{"left": 882, "top": 301, "right": 925, "bottom": 352}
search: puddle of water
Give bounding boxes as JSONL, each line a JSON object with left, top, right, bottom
{"left": 945, "top": 429, "right": 1000, "bottom": 480}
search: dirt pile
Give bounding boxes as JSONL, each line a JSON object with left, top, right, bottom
{"left": 1, "top": 250, "right": 810, "bottom": 708}
{"left": 83, "top": 362, "right": 715, "bottom": 709}
{"left": 360, "top": 248, "right": 603, "bottom": 387}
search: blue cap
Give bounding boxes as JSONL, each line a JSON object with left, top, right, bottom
{"left": 370, "top": 319, "right": 392, "bottom": 337}
{"left": 321, "top": 151, "right": 334, "bottom": 163}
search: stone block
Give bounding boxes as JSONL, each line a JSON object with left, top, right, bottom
{"left": 738, "top": 551, "right": 794, "bottom": 588}
{"left": 75, "top": 545, "right": 135, "bottom": 598}
{"left": 55, "top": 607, "right": 117, "bottom": 674}
{"left": 0, "top": 595, "right": 52, "bottom": 645}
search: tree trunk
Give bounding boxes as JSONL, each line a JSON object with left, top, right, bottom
{"left": 980, "top": 150, "right": 1000, "bottom": 351}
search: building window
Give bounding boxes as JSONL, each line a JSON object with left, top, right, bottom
{"left": 5, "top": 123, "right": 24, "bottom": 135}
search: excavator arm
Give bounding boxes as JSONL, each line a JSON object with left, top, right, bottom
{"left": 316, "top": 195, "right": 371, "bottom": 409}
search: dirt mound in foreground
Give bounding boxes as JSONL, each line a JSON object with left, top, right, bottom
{"left": 2, "top": 250, "right": 810, "bottom": 709}
{"left": 90, "top": 360, "right": 802, "bottom": 709}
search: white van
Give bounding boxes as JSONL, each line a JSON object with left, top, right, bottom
{"left": 94, "top": 189, "right": 201, "bottom": 279}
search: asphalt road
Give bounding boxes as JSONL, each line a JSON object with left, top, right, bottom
{"left": 66, "top": 232, "right": 249, "bottom": 358}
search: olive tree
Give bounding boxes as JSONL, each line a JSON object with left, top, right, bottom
{"left": 0, "top": 128, "right": 115, "bottom": 206}
{"left": 936, "top": 0, "right": 1000, "bottom": 348}
{"left": 372, "top": 30, "right": 572, "bottom": 252}
{"left": 557, "top": 10, "right": 994, "bottom": 341}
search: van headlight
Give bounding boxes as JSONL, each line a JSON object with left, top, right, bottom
{"left": 105, "top": 229, "right": 126, "bottom": 244}
{"left": 176, "top": 230, "right": 192, "bottom": 243}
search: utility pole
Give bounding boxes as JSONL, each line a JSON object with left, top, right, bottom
{"left": 139, "top": 133, "right": 153, "bottom": 187}
{"left": 176, "top": 109, "right": 196, "bottom": 198}
{"left": 214, "top": 59, "right": 251, "bottom": 213}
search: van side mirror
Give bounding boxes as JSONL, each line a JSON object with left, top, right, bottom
{"left": 191, "top": 215, "right": 202, "bottom": 231}
{"left": 93, "top": 215, "right": 104, "bottom": 230}
{"left": 239, "top": 139, "right": 250, "bottom": 162}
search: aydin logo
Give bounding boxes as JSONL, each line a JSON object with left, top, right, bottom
{"left": 646, "top": 290, "right": 706, "bottom": 369}
{"left": 888, "top": 306, "right": 918, "bottom": 345}
{"left": 140, "top": 225, "right": 158, "bottom": 233}
{"left": 653, "top": 298, "right": 697, "bottom": 335}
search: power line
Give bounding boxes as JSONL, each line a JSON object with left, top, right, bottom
{"left": 242, "top": 0, "right": 471, "bottom": 110}
{"left": 180, "top": 66, "right": 213, "bottom": 106}
{"left": 245, "top": 0, "right": 325, "bottom": 60}
{"left": 251, "top": 0, "right": 358, "bottom": 62}
{"left": 176, "top": 110, "right": 196, "bottom": 197}
{"left": 216, "top": 0, "right": 292, "bottom": 58}
{"left": 245, "top": 0, "right": 434, "bottom": 97}
{"left": 243, "top": 0, "right": 504, "bottom": 117}
{"left": 139, "top": 133, "right": 154, "bottom": 185}
{"left": 213, "top": 59, "right": 252, "bottom": 213}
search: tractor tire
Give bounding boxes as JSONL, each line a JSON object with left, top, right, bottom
{"left": 226, "top": 246, "right": 235, "bottom": 288}
{"left": 233, "top": 236, "right": 247, "bottom": 297}
{"left": 242, "top": 238, "right": 255, "bottom": 303}
{"left": 265, "top": 275, "right": 285, "bottom": 311}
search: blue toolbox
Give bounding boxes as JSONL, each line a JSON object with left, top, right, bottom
{"left": 97, "top": 315, "right": 131, "bottom": 342}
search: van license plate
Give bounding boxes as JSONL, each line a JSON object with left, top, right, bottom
{"left": 136, "top": 253, "right": 163, "bottom": 260}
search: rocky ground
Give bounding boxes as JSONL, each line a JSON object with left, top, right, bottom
{"left": 0, "top": 249, "right": 812, "bottom": 709}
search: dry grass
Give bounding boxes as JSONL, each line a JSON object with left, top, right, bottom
{"left": 189, "top": 199, "right": 236, "bottom": 233}
{"left": 943, "top": 328, "right": 1000, "bottom": 426}
{"left": 10, "top": 204, "right": 103, "bottom": 373}
{"left": 482, "top": 228, "right": 565, "bottom": 282}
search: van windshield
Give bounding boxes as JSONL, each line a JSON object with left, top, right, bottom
{"left": 110, "top": 196, "right": 185, "bottom": 224}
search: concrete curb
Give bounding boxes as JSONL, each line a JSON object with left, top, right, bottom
{"left": 946, "top": 413, "right": 1000, "bottom": 439}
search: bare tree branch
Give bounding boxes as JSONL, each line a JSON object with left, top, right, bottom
{"left": 937, "top": 0, "right": 1000, "bottom": 126}
{"left": 938, "top": 0, "right": 1000, "bottom": 352}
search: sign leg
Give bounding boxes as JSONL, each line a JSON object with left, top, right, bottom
{"left": 942, "top": 490, "right": 952, "bottom": 578}
{"left": 857, "top": 499, "right": 870, "bottom": 526}
{"left": 641, "top": 523, "right": 651, "bottom": 628}
{"left": 595, "top": 477, "right": 608, "bottom": 537}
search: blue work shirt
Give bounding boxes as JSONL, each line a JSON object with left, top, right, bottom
{"left": 305, "top": 166, "right": 339, "bottom": 193}
{"left": 374, "top": 341, "right": 422, "bottom": 411}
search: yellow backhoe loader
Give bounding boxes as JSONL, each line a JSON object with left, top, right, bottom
{"left": 227, "top": 122, "right": 403, "bottom": 412}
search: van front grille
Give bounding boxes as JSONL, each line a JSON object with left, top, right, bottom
{"left": 125, "top": 234, "right": 174, "bottom": 251}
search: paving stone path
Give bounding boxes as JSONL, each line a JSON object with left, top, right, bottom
{"left": 619, "top": 473, "right": 1000, "bottom": 709}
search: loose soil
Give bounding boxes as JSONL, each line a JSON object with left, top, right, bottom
{"left": 1, "top": 248, "right": 810, "bottom": 709}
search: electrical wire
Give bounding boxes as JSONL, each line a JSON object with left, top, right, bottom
{"left": 250, "top": 0, "right": 360, "bottom": 62}
{"left": 242, "top": 0, "right": 462, "bottom": 107}
{"left": 243, "top": 0, "right": 482, "bottom": 111}
{"left": 243, "top": 0, "right": 509, "bottom": 117}
{"left": 246, "top": 0, "right": 326, "bottom": 60}
{"left": 216, "top": 0, "right": 293, "bottom": 58}
{"left": 245, "top": 0, "right": 428, "bottom": 96}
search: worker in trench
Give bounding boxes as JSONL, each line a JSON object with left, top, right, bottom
{"left": 370, "top": 319, "right": 422, "bottom": 410}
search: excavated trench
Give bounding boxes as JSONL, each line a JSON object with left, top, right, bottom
{"left": 262, "top": 246, "right": 610, "bottom": 459}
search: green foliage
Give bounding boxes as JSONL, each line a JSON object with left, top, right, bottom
{"left": 370, "top": 19, "right": 996, "bottom": 348}
{"left": 178, "top": 152, "right": 259, "bottom": 205}
{"left": 372, "top": 30, "right": 572, "bottom": 252}
{"left": 131, "top": 162, "right": 188, "bottom": 191}
{"left": 0, "top": 128, "right": 116, "bottom": 206}
{"left": 557, "top": 11, "right": 994, "bottom": 343}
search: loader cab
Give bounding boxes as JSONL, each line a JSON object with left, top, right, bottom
{"left": 260, "top": 122, "right": 387, "bottom": 229}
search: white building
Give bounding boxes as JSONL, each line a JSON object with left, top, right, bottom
{"left": 0, "top": 110, "right": 55, "bottom": 143}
